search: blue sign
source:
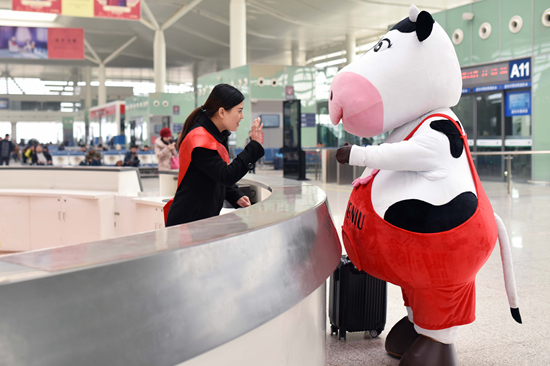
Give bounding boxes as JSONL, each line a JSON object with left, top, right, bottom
{"left": 506, "top": 90, "right": 531, "bottom": 117}
{"left": 472, "top": 81, "right": 531, "bottom": 94}
{"left": 509, "top": 58, "right": 530, "bottom": 81}
{"left": 503, "top": 81, "right": 531, "bottom": 90}
{"left": 173, "top": 124, "right": 183, "bottom": 134}
{"left": 461, "top": 88, "right": 470, "bottom": 94}
{"left": 473, "top": 85, "right": 502, "bottom": 93}
{"left": 301, "top": 113, "right": 316, "bottom": 127}
{"left": 0, "top": 98, "right": 8, "bottom": 109}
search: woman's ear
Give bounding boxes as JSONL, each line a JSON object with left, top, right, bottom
{"left": 218, "top": 107, "right": 226, "bottom": 118}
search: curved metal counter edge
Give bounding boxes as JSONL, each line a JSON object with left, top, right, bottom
{"left": 0, "top": 175, "right": 342, "bottom": 366}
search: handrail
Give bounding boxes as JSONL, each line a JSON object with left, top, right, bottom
{"left": 471, "top": 150, "right": 550, "bottom": 193}
{"left": 471, "top": 150, "right": 550, "bottom": 156}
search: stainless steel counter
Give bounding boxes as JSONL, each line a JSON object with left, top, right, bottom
{"left": 0, "top": 175, "right": 342, "bottom": 366}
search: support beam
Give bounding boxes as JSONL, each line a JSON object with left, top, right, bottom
{"left": 140, "top": 18, "right": 157, "bottom": 31}
{"left": 84, "top": 40, "right": 101, "bottom": 64}
{"left": 103, "top": 36, "right": 138, "bottom": 65}
{"left": 154, "top": 30, "right": 166, "bottom": 93}
{"left": 346, "top": 32, "right": 356, "bottom": 65}
{"left": 230, "top": 0, "right": 246, "bottom": 69}
{"left": 98, "top": 63, "right": 106, "bottom": 106}
{"left": 160, "top": 0, "right": 204, "bottom": 31}
{"left": 85, "top": 55, "right": 100, "bottom": 64}
{"left": 141, "top": 0, "right": 160, "bottom": 30}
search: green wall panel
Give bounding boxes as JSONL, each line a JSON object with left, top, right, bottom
{"left": 446, "top": 4, "right": 473, "bottom": 66}
{"left": 432, "top": 11, "right": 446, "bottom": 30}
{"left": 500, "top": 0, "right": 533, "bottom": 59}
{"left": 250, "top": 65, "right": 285, "bottom": 100}
{"left": 533, "top": 0, "right": 550, "bottom": 56}
{"left": 532, "top": 53, "right": 550, "bottom": 180}
{"left": 472, "top": 0, "right": 500, "bottom": 64}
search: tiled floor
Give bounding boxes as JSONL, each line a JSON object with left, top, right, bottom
{"left": 145, "top": 167, "right": 550, "bottom": 365}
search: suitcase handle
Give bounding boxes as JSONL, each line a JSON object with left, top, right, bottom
{"left": 333, "top": 268, "right": 340, "bottom": 281}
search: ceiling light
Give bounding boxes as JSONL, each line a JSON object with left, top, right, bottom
{"left": 0, "top": 9, "right": 58, "bottom": 22}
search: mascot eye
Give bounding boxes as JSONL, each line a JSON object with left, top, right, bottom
{"left": 374, "top": 38, "right": 392, "bottom": 52}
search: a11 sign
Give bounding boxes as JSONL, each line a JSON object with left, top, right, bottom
{"left": 509, "top": 58, "right": 530, "bottom": 81}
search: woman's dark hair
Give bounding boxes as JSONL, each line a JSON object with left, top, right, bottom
{"left": 177, "top": 84, "right": 244, "bottom": 149}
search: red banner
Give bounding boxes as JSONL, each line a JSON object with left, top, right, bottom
{"left": 12, "top": 0, "right": 61, "bottom": 14}
{"left": 94, "top": 0, "right": 140, "bottom": 20}
{"left": 47, "top": 28, "right": 84, "bottom": 60}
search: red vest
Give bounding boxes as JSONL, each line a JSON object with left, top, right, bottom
{"left": 342, "top": 114, "right": 498, "bottom": 330}
{"left": 163, "top": 127, "right": 230, "bottom": 224}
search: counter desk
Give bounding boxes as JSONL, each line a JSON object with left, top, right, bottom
{"left": 0, "top": 174, "right": 342, "bottom": 366}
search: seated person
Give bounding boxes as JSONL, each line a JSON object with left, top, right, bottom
{"left": 142, "top": 145, "right": 150, "bottom": 152}
{"left": 97, "top": 144, "right": 108, "bottom": 151}
{"left": 82, "top": 147, "right": 102, "bottom": 166}
{"left": 123, "top": 145, "right": 140, "bottom": 167}
{"left": 32, "top": 145, "right": 52, "bottom": 166}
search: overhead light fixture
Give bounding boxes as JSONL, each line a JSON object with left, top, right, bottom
{"left": 0, "top": 9, "right": 58, "bottom": 22}
{"left": 462, "top": 12, "right": 474, "bottom": 21}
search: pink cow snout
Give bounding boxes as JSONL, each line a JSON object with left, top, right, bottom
{"left": 329, "top": 72, "right": 384, "bottom": 138}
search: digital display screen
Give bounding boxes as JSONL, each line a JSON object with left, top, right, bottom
{"left": 462, "top": 61, "right": 510, "bottom": 87}
{"left": 260, "top": 114, "right": 280, "bottom": 128}
{"left": 506, "top": 91, "right": 531, "bottom": 117}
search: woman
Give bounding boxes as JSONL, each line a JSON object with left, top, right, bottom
{"left": 31, "top": 145, "right": 52, "bottom": 165}
{"left": 155, "top": 127, "right": 177, "bottom": 171}
{"left": 165, "top": 84, "right": 264, "bottom": 227}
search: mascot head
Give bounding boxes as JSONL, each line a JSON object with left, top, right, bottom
{"left": 329, "top": 5, "right": 462, "bottom": 137}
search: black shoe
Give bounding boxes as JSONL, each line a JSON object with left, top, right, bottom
{"left": 399, "top": 335, "right": 458, "bottom": 366}
{"left": 385, "top": 316, "right": 420, "bottom": 358}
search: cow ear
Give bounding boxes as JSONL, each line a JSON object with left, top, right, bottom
{"left": 416, "top": 11, "right": 434, "bottom": 42}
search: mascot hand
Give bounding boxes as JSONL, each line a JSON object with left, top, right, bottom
{"left": 352, "top": 169, "right": 379, "bottom": 188}
{"left": 336, "top": 142, "right": 352, "bottom": 164}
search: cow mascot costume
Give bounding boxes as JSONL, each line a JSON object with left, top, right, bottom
{"left": 330, "top": 5, "right": 521, "bottom": 366}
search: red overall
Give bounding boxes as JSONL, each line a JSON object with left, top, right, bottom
{"left": 342, "top": 114, "right": 497, "bottom": 330}
{"left": 163, "top": 127, "right": 230, "bottom": 224}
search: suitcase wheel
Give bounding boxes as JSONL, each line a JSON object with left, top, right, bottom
{"left": 369, "top": 328, "right": 383, "bottom": 338}
{"left": 338, "top": 329, "right": 346, "bottom": 340}
{"left": 330, "top": 324, "right": 338, "bottom": 335}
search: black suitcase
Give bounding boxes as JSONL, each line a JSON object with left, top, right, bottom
{"left": 329, "top": 255, "right": 387, "bottom": 340}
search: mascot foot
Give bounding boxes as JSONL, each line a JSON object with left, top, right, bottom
{"left": 385, "top": 316, "right": 420, "bottom": 358}
{"left": 399, "top": 335, "right": 458, "bottom": 366}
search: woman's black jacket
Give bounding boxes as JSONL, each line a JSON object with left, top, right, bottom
{"left": 165, "top": 114, "right": 264, "bottom": 227}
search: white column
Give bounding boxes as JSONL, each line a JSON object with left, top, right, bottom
{"left": 230, "top": 0, "right": 246, "bottom": 69}
{"left": 154, "top": 30, "right": 166, "bottom": 93}
{"left": 84, "top": 66, "right": 92, "bottom": 110}
{"left": 98, "top": 63, "right": 106, "bottom": 106}
{"left": 291, "top": 41, "right": 306, "bottom": 66}
{"left": 11, "top": 121, "right": 16, "bottom": 144}
{"left": 345, "top": 32, "right": 356, "bottom": 65}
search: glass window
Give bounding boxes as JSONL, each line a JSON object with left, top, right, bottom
{"left": 505, "top": 115, "right": 531, "bottom": 138}
{"left": 452, "top": 95, "right": 474, "bottom": 137}
{"left": 476, "top": 93, "right": 502, "bottom": 139}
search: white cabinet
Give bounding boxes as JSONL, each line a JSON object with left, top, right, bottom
{"left": 28, "top": 194, "right": 116, "bottom": 250}
{"left": 0, "top": 196, "right": 31, "bottom": 251}
{"left": 133, "top": 203, "right": 165, "bottom": 234}
{"left": 29, "top": 196, "right": 63, "bottom": 250}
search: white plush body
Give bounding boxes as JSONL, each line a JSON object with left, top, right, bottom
{"left": 350, "top": 108, "right": 476, "bottom": 218}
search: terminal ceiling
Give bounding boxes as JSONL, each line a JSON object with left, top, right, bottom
{"left": 0, "top": 0, "right": 477, "bottom": 83}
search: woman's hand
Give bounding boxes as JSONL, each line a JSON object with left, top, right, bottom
{"left": 237, "top": 196, "right": 251, "bottom": 207}
{"left": 336, "top": 142, "right": 352, "bottom": 164}
{"left": 169, "top": 142, "right": 176, "bottom": 151}
{"left": 250, "top": 117, "right": 263, "bottom": 144}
